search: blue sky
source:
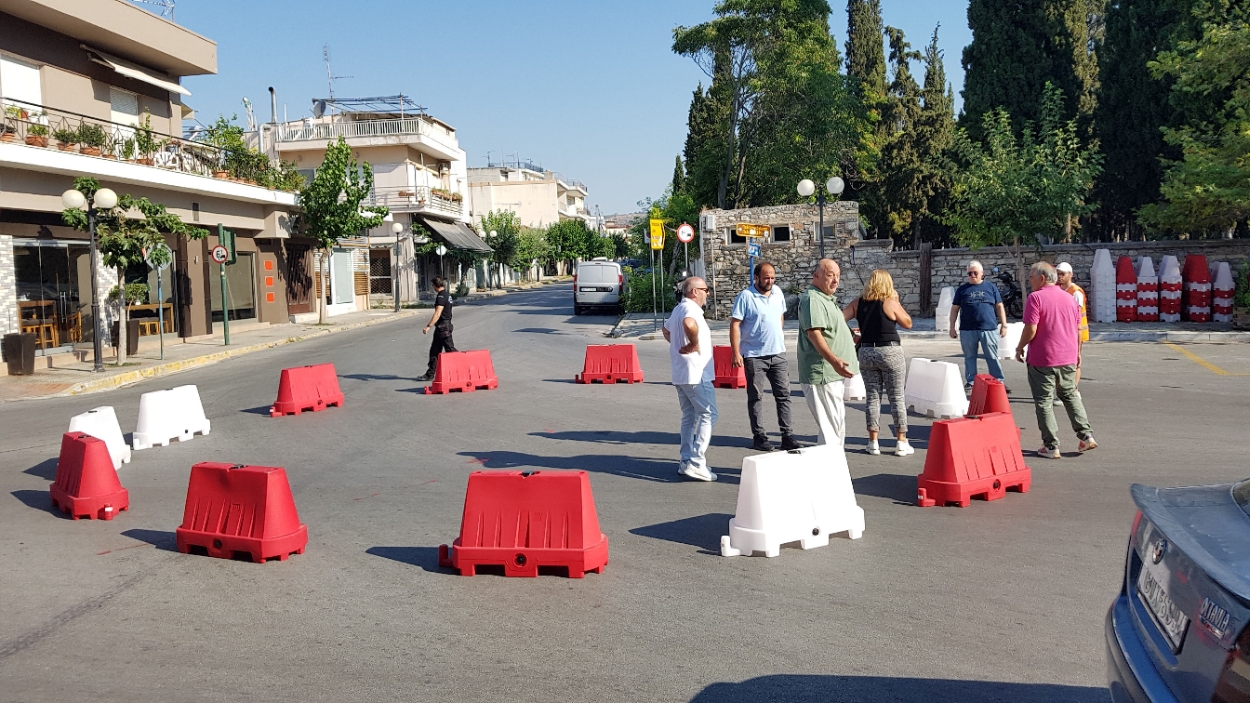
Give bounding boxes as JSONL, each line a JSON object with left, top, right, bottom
{"left": 172, "top": 1, "right": 971, "bottom": 216}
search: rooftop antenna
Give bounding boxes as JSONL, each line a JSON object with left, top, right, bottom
{"left": 323, "top": 44, "right": 352, "bottom": 107}
{"left": 130, "top": 0, "right": 175, "bottom": 19}
{"left": 242, "top": 97, "right": 257, "bottom": 131}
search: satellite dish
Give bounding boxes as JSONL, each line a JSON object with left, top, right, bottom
{"left": 312, "top": 99, "right": 327, "bottom": 118}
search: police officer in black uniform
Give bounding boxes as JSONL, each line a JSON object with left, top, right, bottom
{"left": 418, "top": 276, "right": 457, "bottom": 381}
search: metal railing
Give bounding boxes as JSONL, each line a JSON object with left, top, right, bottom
{"left": 366, "top": 185, "right": 463, "bottom": 217}
{"left": 275, "top": 117, "right": 454, "bottom": 144}
{"left": 1, "top": 97, "right": 227, "bottom": 178}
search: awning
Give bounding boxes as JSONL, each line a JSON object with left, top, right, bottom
{"left": 415, "top": 217, "right": 493, "bottom": 253}
{"left": 83, "top": 45, "right": 191, "bottom": 96}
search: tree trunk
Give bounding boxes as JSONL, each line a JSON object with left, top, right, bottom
{"left": 1013, "top": 236, "right": 1028, "bottom": 302}
{"left": 116, "top": 267, "right": 128, "bottom": 366}
{"left": 318, "top": 248, "right": 329, "bottom": 324}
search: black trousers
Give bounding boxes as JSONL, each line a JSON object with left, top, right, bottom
{"left": 743, "top": 353, "right": 793, "bottom": 440}
{"left": 427, "top": 323, "right": 457, "bottom": 374}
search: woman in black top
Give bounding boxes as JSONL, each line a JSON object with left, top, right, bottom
{"left": 842, "top": 270, "right": 914, "bottom": 456}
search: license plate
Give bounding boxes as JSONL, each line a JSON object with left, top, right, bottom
{"left": 580, "top": 286, "right": 611, "bottom": 292}
{"left": 1137, "top": 565, "right": 1189, "bottom": 651}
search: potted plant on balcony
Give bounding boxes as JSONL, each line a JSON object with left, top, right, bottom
{"left": 53, "top": 126, "right": 78, "bottom": 151}
{"left": 76, "top": 123, "right": 108, "bottom": 156}
{"left": 25, "top": 123, "right": 49, "bottom": 147}
{"left": 120, "top": 136, "right": 137, "bottom": 161}
{"left": 134, "top": 110, "right": 159, "bottom": 165}
{"left": 0, "top": 123, "right": 15, "bottom": 143}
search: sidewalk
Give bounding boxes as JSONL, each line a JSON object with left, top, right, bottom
{"left": 610, "top": 311, "right": 1250, "bottom": 343}
{"left": 0, "top": 278, "right": 569, "bottom": 403}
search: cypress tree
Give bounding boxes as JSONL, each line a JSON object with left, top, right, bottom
{"left": 671, "top": 155, "right": 687, "bottom": 195}
{"left": 915, "top": 26, "right": 957, "bottom": 246}
{"left": 682, "top": 83, "right": 728, "bottom": 209}
{"left": 879, "top": 27, "right": 924, "bottom": 247}
{"left": 845, "top": 0, "right": 887, "bottom": 101}
{"left": 844, "top": 0, "right": 888, "bottom": 236}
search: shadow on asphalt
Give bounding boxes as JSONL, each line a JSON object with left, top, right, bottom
{"left": 853, "top": 474, "right": 920, "bottom": 505}
{"left": 11, "top": 489, "right": 54, "bottom": 514}
{"left": 366, "top": 546, "right": 447, "bottom": 574}
{"left": 513, "top": 327, "right": 564, "bottom": 334}
{"left": 24, "top": 458, "right": 57, "bottom": 480}
{"left": 687, "top": 675, "right": 1110, "bottom": 703}
{"left": 629, "top": 513, "right": 732, "bottom": 554}
{"left": 240, "top": 405, "right": 272, "bottom": 416}
{"left": 121, "top": 528, "right": 178, "bottom": 551}
{"left": 530, "top": 429, "right": 754, "bottom": 451}
{"left": 340, "top": 373, "right": 423, "bottom": 382}
{"left": 458, "top": 449, "right": 719, "bottom": 484}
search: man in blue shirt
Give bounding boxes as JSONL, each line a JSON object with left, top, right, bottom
{"left": 731, "top": 262, "right": 798, "bottom": 452}
{"left": 949, "top": 260, "right": 1008, "bottom": 389}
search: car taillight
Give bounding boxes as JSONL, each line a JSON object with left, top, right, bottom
{"left": 1213, "top": 627, "right": 1250, "bottom": 702}
{"left": 618, "top": 273, "right": 623, "bottom": 289}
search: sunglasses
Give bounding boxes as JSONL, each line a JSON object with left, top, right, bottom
{"left": 966, "top": 271, "right": 981, "bottom": 276}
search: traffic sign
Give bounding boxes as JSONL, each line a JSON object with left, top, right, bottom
{"left": 736, "top": 223, "right": 768, "bottom": 239}
{"left": 210, "top": 245, "right": 229, "bottom": 264}
{"left": 747, "top": 240, "right": 761, "bottom": 258}
{"left": 649, "top": 219, "right": 665, "bottom": 250}
{"left": 676, "top": 223, "right": 695, "bottom": 244}
{"left": 145, "top": 243, "right": 173, "bottom": 271}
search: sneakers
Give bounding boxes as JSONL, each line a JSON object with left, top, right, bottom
{"left": 964, "top": 382, "right": 974, "bottom": 392}
{"left": 779, "top": 435, "right": 803, "bottom": 451}
{"left": 1037, "top": 445, "right": 1062, "bottom": 459}
{"left": 678, "top": 464, "right": 717, "bottom": 482}
{"left": 866, "top": 440, "right": 880, "bottom": 455}
{"left": 1078, "top": 436, "right": 1098, "bottom": 453}
{"left": 894, "top": 440, "right": 915, "bottom": 457}
{"left": 416, "top": 372, "right": 434, "bottom": 382}
{"left": 751, "top": 437, "right": 774, "bottom": 452}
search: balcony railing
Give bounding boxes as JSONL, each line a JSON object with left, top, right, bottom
{"left": 366, "top": 185, "right": 463, "bottom": 217}
{"left": 1, "top": 97, "right": 227, "bottom": 178}
{"left": 275, "top": 117, "right": 453, "bottom": 144}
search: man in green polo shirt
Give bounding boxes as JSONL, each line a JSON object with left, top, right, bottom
{"left": 798, "top": 258, "right": 859, "bottom": 447}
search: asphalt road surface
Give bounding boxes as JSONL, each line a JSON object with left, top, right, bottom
{"left": 2, "top": 283, "right": 1245, "bottom": 702}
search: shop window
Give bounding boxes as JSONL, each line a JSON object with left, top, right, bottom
{"left": 209, "top": 252, "right": 257, "bottom": 322}
{"left": 772, "top": 225, "right": 791, "bottom": 242}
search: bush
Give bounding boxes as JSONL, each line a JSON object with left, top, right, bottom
{"left": 623, "top": 267, "right": 683, "bottom": 314}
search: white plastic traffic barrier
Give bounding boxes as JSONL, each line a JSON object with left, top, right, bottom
{"left": 1159, "top": 256, "right": 1183, "bottom": 322}
{"left": 997, "top": 322, "right": 1025, "bottom": 360}
{"left": 720, "top": 443, "right": 864, "bottom": 558}
{"left": 1136, "top": 256, "right": 1160, "bottom": 321}
{"left": 1091, "top": 249, "right": 1117, "bottom": 323}
{"left": 934, "top": 287, "right": 955, "bottom": 332}
{"left": 842, "top": 373, "right": 866, "bottom": 401}
{"left": 132, "top": 384, "right": 211, "bottom": 451}
{"left": 1214, "top": 262, "right": 1235, "bottom": 322}
{"left": 904, "top": 358, "right": 968, "bottom": 418}
{"left": 67, "top": 406, "right": 130, "bottom": 470}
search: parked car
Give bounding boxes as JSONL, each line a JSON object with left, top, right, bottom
{"left": 1106, "top": 478, "right": 1250, "bottom": 702}
{"left": 573, "top": 258, "right": 624, "bottom": 315}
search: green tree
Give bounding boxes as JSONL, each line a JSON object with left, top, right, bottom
{"left": 514, "top": 228, "right": 551, "bottom": 277}
{"left": 878, "top": 26, "right": 924, "bottom": 247}
{"left": 683, "top": 82, "right": 730, "bottom": 209}
{"left": 946, "top": 84, "right": 1103, "bottom": 285}
{"left": 295, "top": 137, "right": 387, "bottom": 323}
{"left": 843, "top": 0, "right": 888, "bottom": 228}
{"left": 1138, "top": 15, "right": 1250, "bottom": 237}
{"left": 479, "top": 210, "right": 521, "bottom": 287}
{"left": 62, "top": 177, "right": 204, "bottom": 364}
{"left": 914, "top": 25, "right": 958, "bottom": 247}
{"left": 961, "top": 0, "right": 1105, "bottom": 140}
{"left": 845, "top": 0, "right": 887, "bottom": 101}
{"left": 671, "top": 155, "right": 688, "bottom": 194}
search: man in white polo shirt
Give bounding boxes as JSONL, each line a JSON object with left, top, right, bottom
{"left": 663, "top": 276, "right": 718, "bottom": 482}
{"left": 730, "top": 261, "right": 798, "bottom": 452}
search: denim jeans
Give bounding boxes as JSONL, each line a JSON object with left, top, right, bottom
{"left": 743, "top": 354, "right": 792, "bottom": 441}
{"left": 1027, "top": 364, "right": 1092, "bottom": 450}
{"left": 959, "top": 329, "right": 1004, "bottom": 384}
{"left": 675, "top": 380, "right": 718, "bottom": 471}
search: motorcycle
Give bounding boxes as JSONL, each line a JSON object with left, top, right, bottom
{"left": 992, "top": 267, "right": 1025, "bottom": 319}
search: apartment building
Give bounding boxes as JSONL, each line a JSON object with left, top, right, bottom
{"left": 270, "top": 96, "right": 489, "bottom": 305}
{"left": 467, "top": 165, "right": 591, "bottom": 230}
{"left": 0, "top": 0, "right": 298, "bottom": 365}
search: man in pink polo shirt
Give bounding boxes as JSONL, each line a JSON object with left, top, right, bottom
{"left": 1014, "top": 261, "right": 1097, "bottom": 459}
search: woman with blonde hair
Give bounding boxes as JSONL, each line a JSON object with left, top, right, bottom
{"left": 843, "top": 269, "right": 914, "bottom": 456}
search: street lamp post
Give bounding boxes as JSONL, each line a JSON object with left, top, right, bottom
{"left": 61, "top": 186, "right": 117, "bottom": 373}
{"left": 391, "top": 221, "right": 404, "bottom": 313}
{"left": 797, "top": 177, "right": 846, "bottom": 259}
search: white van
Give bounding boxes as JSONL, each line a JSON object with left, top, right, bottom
{"left": 573, "top": 258, "right": 624, "bottom": 315}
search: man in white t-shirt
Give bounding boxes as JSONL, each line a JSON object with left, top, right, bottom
{"left": 662, "top": 276, "right": 718, "bottom": 481}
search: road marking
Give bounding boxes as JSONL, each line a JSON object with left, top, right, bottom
{"left": 1162, "top": 342, "right": 1250, "bottom": 376}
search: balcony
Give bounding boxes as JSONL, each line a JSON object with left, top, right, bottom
{"left": 273, "top": 116, "right": 460, "bottom": 161}
{"left": 366, "top": 185, "right": 463, "bottom": 219}
{"left": 0, "top": 98, "right": 297, "bottom": 206}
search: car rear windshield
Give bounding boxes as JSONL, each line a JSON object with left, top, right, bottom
{"left": 1235, "top": 479, "right": 1250, "bottom": 518}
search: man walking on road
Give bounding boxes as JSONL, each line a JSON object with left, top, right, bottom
{"left": 798, "top": 259, "right": 858, "bottom": 447}
{"left": 418, "top": 276, "right": 457, "bottom": 382}
{"left": 663, "top": 276, "right": 719, "bottom": 481}
{"left": 1015, "top": 262, "right": 1098, "bottom": 459}
{"left": 950, "top": 260, "right": 1008, "bottom": 390}
{"left": 731, "top": 262, "right": 799, "bottom": 452}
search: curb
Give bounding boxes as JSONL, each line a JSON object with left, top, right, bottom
{"left": 58, "top": 310, "right": 422, "bottom": 397}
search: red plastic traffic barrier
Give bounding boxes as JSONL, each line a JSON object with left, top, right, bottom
{"left": 50, "top": 432, "right": 129, "bottom": 520}
{"left": 424, "top": 350, "right": 499, "bottom": 394}
{"left": 576, "top": 344, "right": 644, "bottom": 384}
{"left": 175, "top": 462, "right": 307, "bottom": 563}
{"left": 712, "top": 345, "right": 746, "bottom": 389}
{"left": 438, "top": 470, "right": 608, "bottom": 578}
{"left": 1115, "top": 256, "right": 1137, "bottom": 322}
{"left": 916, "top": 412, "right": 1031, "bottom": 508}
{"left": 270, "top": 363, "right": 344, "bottom": 417}
{"left": 967, "top": 374, "right": 1011, "bottom": 417}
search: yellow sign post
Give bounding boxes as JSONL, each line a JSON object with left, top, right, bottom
{"left": 649, "top": 219, "right": 665, "bottom": 250}
{"left": 735, "top": 223, "right": 768, "bottom": 239}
